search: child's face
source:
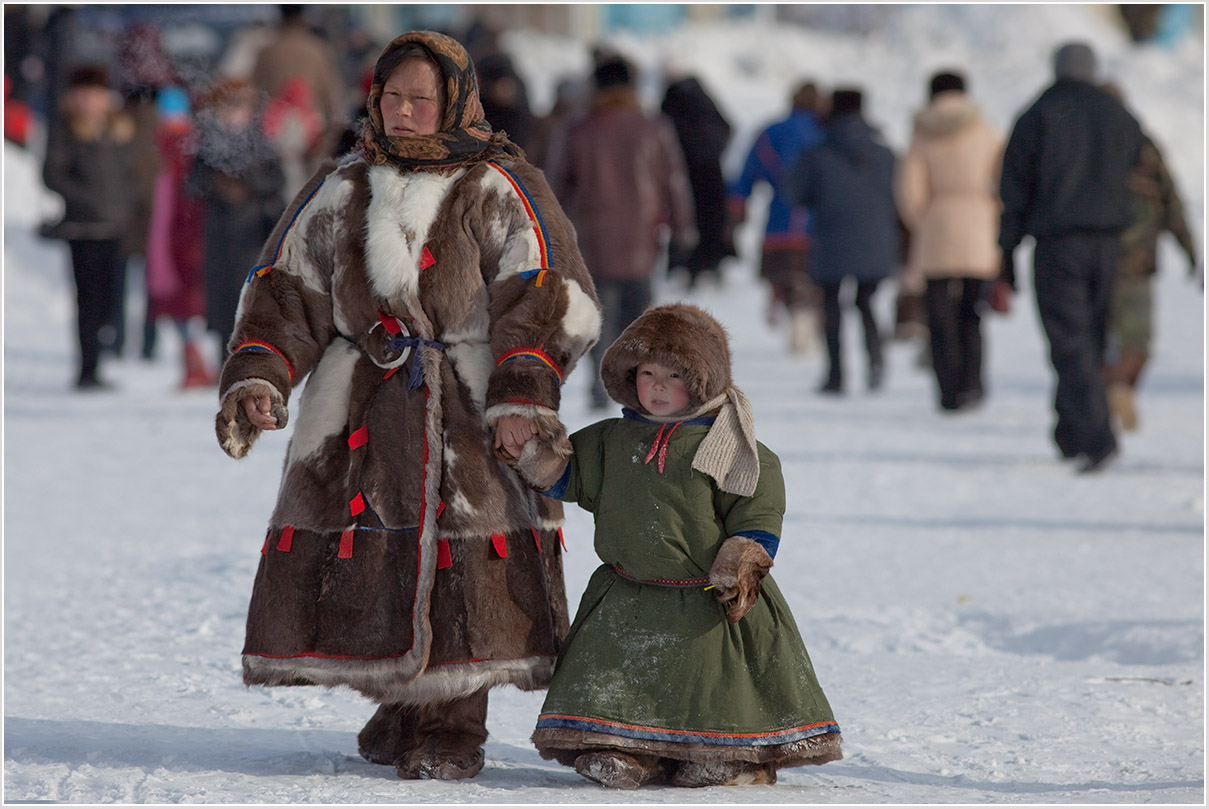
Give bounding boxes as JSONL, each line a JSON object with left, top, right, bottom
{"left": 636, "top": 362, "right": 690, "bottom": 417}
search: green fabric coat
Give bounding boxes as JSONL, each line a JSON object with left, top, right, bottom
{"left": 533, "top": 411, "right": 839, "bottom": 755}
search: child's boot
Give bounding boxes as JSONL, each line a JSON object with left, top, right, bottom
{"left": 670, "top": 759, "right": 777, "bottom": 787}
{"left": 573, "top": 750, "right": 665, "bottom": 789}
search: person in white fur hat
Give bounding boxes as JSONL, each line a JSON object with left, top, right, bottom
{"left": 506, "top": 303, "right": 842, "bottom": 789}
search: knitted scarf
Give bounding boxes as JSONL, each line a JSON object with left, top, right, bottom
{"left": 359, "top": 30, "right": 522, "bottom": 174}
{"left": 643, "top": 386, "right": 761, "bottom": 497}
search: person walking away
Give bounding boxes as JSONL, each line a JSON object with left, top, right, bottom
{"left": 506, "top": 303, "right": 842, "bottom": 789}
{"left": 661, "top": 71, "right": 734, "bottom": 287}
{"left": 786, "top": 88, "right": 899, "bottom": 394}
{"left": 547, "top": 56, "right": 696, "bottom": 410}
{"left": 1096, "top": 82, "right": 1200, "bottom": 432}
{"left": 215, "top": 30, "right": 601, "bottom": 781}
{"left": 728, "top": 81, "right": 827, "bottom": 356}
{"left": 41, "top": 64, "right": 135, "bottom": 390}
{"left": 250, "top": 4, "right": 348, "bottom": 200}
{"left": 187, "top": 78, "right": 285, "bottom": 366}
{"left": 998, "top": 42, "right": 1144, "bottom": 473}
{"left": 895, "top": 70, "right": 1005, "bottom": 412}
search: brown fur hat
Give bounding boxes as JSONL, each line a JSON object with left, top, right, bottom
{"left": 600, "top": 303, "right": 733, "bottom": 414}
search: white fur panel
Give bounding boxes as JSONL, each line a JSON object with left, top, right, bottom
{"left": 447, "top": 489, "right": 480, "bottom": 520}
{"left": 445, "top": 340, "right": 493, "bottom": 409}
{"left": 364, "top": 166, "right": 461, "bottom": 300}
{"left": 477, "top": 169, "right": 541, "bottom": 279}
{"left": 559, "top": 277, "right": 603, "bottom": 346}
{"left": 284, "top": 340, "right": 358, "bottom": 467}
{"left": 276, "top": 178, "right": 351, "bottom": 296}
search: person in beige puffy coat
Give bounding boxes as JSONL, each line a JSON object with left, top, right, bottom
{"left": 895, "top": 71, "right": 1004, "bottom": 411}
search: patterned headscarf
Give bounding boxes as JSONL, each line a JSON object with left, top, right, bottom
{"left": 360, "top": 30, "right": 522, "bottom": 174}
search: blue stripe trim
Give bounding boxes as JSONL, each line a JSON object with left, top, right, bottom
{"left": 541, "top": 464, "right": 571, "bottom": 499}
{"left": 534, "top": 716, "right": 840, "bottom": 747}
{"left": 736, "top": 529, "right": 780, "bottom": 559}
{"left": 246, "top": 178, "right": 327, "bottom": 284}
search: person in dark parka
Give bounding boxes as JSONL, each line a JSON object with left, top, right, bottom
{"left": 785, "top": 88, "right": 898, "bottom": 393}
{"left": 661, "top": 73, "right": 734, "bottom": 286}
{"left": 998, "top": 41, "right": 1145, "bottom": 474}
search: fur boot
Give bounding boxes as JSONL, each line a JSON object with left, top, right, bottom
{"left": 670, "top": 759, "right": 777, "bottom": 787}
{"left": 396, "top": 688, "right": 489, "bottom": 781}
{"left": 788, "top": 307, "right": 819, "bottom": 356}
{"left": 573, "top": 750, "right": 667, "bottom": 790}
{"left": 358, "top": 702, "right": 420, "bottom": 766}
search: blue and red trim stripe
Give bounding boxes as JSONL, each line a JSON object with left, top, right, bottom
{"left": 234, "top": 339, "right": 295, "bottom": 381}
{"left": 485, "top": 161, "right": 550, "bottom": 271}
{"left": 496, "top": 346, "right": 564, "bottom": 383}
{"left": 245, "top": 178, "right": 327, "bottom": 283}
{"left": 535, "top": 714, "right": 840, "bottom": 747}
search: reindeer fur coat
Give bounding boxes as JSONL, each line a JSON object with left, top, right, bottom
{"left": 215, "top": 148, "right": 601, "bottom": 708}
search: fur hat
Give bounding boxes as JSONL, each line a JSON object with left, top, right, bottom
{"left": 601, "top": 303, "right": 762, "bottom": 497}
{"left": 1053, "top": 41, "right": 1097, "bottom": 82}
{"left": 600, "top": 303, "right": 732, "bottom": 414}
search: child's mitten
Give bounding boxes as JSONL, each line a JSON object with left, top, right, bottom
{"left": 708, "top": 536, "right": 774, "bottom": 623}
{"left": 216, "top": 381, "right": 287, "bottom": 459}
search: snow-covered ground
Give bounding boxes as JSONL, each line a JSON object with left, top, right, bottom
{"left": 4, "top": 5, "right": 1205, "bottom": 804}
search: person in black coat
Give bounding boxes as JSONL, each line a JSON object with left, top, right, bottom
{"left": 42, "top": 64, "right": 136, "bottom": 390}
{"left": 661, "top": 73, "right": 734, "bottom": 286}
{"left": 999, "top": 42, "right": 1144, "bottom": 474}
{"left": 786, "top": 88, "right": 899, "bottom": 394}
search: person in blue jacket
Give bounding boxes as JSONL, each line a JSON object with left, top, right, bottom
{"left": 729, "top": 81, "right": 828, "bottom": 355}
{"left": 785, "top": 88, "right": 899, "bottom": 394}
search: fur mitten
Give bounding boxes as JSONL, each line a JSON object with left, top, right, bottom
{"left": 708, "top": 536, "right": 774, "bottom": 624}
{"left": 216, "top": 380, "right": 287, "bottom": 459}
{"left": 502, "top": 410, "right": 572, "bottom": 490}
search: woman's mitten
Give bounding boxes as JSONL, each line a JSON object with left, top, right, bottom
{"left": 708, "top": 536, "right": 774, "bottom": 623}
{"left": 216, "top": 381, "right": 287, "bottom": 459}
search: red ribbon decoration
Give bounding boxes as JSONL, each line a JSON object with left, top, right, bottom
{"left": 338, "top": 528, "right": 355, "bottom": 559}
{"left": 348, "top": 425, "right": 368, "bottom": 449}
{"left": 276, "top": 525, "right": 294, "bottom": 553}
{"left": 492, "top": 533, "right": 507, "bottom": 558}
{"left": 437, "top": 538, "right": 453, "bottom": 569}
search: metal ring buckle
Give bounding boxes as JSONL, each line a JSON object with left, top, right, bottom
{"left": 366, "top": 317, "right": 412, "bottom": 369}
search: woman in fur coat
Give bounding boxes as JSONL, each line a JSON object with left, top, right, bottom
{"left": 510, "top": 303, "right": 842, "bottom": 789}
{"left": 214, "top": 30, "right": 601, "bottom": 781}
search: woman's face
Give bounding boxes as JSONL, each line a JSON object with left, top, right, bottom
{"left": 379, "top": 57, "right": 444, "bottom": 137}
{"left": 636, "top": 361, "right": 691, "bottom": 418}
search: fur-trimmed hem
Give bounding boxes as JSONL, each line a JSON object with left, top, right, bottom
{"left": 531, "top": 727, "right": 842, "bottom": 769}
{"left": 243, "top": 654, "right": 556, "bottom": 706}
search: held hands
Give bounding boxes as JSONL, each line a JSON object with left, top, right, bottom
{"left": 494, "top": 412, "right": 572, "bottom": 490}
{"left": 216, "top": 382, "right": 288, "bottom": 459}
{"left": 708, "top": 536, "right": 774, "bottom": 624}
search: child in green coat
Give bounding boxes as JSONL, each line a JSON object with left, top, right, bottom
{"left": 506, "top": 303, "right": 842, "bottom": 789}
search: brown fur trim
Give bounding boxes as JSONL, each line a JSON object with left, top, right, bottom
{"left": 600, "top": 304, "right": 732, "bottom": 413}
{"left": 244, "top": 654, "right": 555, "bottom": 706}
{"left": 533, "top": 727, "right": 842, "bottom": 768}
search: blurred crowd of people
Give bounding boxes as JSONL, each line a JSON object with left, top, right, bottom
{"left": 10, "top": 5, "right": 1200, "bottom": 474}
